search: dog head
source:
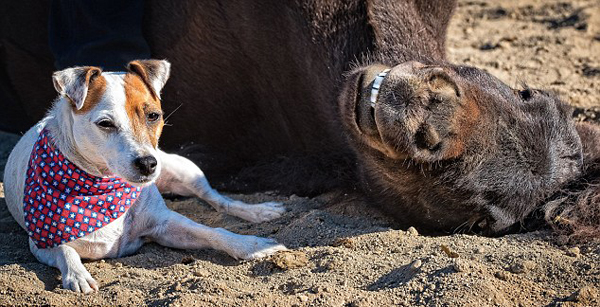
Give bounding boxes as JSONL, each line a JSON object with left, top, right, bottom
{"left": 52, "top": 59, "right": 171, "bottom": 185}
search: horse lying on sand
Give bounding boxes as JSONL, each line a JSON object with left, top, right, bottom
{"left": 0, "top": 0, "right": 598, "bottom": 239}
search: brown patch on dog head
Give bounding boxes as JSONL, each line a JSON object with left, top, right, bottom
{"left": 53, "top": 66, "right": 104, "bottom": 112}
{"left": 127, "top": 59, "right": 171, "bottom": 100}
{"left": 123, "top": 73, "right": 164, "bottom": 148}
{"left": 73, "top": 74, "right": 107, "bottom": 114}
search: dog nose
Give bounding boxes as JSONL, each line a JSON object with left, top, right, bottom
{"left": 134, "top": 156, "right": 157, "bottom": 176}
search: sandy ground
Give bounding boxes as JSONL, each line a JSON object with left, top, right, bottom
{"left": 1, "top": 0, "right": 600, "bottom": 306}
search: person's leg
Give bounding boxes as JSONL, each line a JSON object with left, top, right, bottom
{"left": 49, "top": 0, "right": 150, "bottom": 70}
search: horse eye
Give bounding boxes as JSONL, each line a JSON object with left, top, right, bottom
{"left": 518, "top": 88, "right": 533, "bottom": 101}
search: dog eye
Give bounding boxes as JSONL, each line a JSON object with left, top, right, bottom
{"left": 147, "top": 112, "right": 161, "bottom": 122}
{"left": 96, "top": 119, "right": 116, "bottom": 129}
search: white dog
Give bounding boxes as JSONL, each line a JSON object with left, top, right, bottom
{"left": 2, "top": 59, "right": 286, "bottom": 293}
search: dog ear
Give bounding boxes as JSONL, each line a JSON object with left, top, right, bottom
{"left": 52, "top": 66, "right": 103, "bottom": 110}
{"left": 127, "top": 59, "right": 171, "bottom": 100}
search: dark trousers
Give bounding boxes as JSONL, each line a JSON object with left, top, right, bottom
{"left": 49, "top": 0, "right": 150, "bottom": 70}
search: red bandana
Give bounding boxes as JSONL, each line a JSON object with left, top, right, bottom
{"left": 23, "top": 129, "right": 142, "bottom": 248}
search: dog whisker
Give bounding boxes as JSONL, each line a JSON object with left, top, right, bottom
{"left": 163, "top": 103, "right": 183, "bottom": 122}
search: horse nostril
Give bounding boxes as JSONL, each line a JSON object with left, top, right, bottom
{"left": 415, "top": 124, "right": 441, "bottom": 151}
{"left": 134, "top": 156, "right": 157, "bottom": 176}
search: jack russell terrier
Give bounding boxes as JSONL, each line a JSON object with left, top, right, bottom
{"left": 2, "top": 59, "right": 286, "bottom": 293}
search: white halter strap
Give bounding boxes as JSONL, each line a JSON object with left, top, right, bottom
{"left": 369, "top": 68, "right": 391, "bottom": 108}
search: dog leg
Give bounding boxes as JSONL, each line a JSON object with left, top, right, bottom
{"left": 155, "top": 151, "right": 285, "bottom": 222}
{"left": 149, "top": 209, "right": 286, "bottom": 260}
{"left": 29, "top": 240, "right": 98, "bottom": 293}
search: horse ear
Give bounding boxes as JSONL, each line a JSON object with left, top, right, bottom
{"left": 127, "top": 59, "right": 171, "bottom": 100}
{"left": 52, "top": 66, "right": 103, "bottom": 110}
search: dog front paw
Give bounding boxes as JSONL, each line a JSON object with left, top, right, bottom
{"left": 230, "top": 201, "right": 286, "bottom": 223}
{"left": 226, "top": 235, "right": 287, "bottom": 260}
{"left": 62, "top": 269, "right": 98, "bottom": 294}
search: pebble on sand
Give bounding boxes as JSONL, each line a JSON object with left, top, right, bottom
{"left": 509, "top": 260, "right": 536, "bottom": 274}
{"left": 569, "top": 285, "right": 599, "bottom": 304}
{"left": 271, "top": 250, "right": 309, "bottom": 270}
{"left": 441, "top": 244, "right": 460, "bottom": 258}
{"left": 407, "top": 227, "right": 419, "bottom": 236}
